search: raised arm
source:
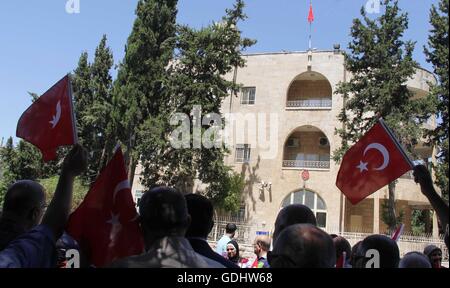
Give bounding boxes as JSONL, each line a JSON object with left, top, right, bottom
{"left": 41, "top": 144, "right": 87, "bottom": 239}
{"left": 413, "top": 165, "right": 449, "bottom": 230}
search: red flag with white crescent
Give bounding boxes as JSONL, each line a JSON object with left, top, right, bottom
{"left": 16, "top": 75, "right": 77, "bottom": 162}
{"left": 66, "top": 146, "right": 144, "bottom": 267}
{"left": 336, "top": 120, "right": 413, "bottom": 205}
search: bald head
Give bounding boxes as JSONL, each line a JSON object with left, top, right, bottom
{"left": 139, "top": 187, "right": 190, "bottom": 240}
{"left": 3, "top": 180, "right": 45, "bottom": 219}
{"left": 399, "top": 252, "right": 431, "bottom": 268}
{"left": 254, "top": 235, "right": 271, "bottom": 257}
{"left": 273, "top": 204, "right": 317, "bottom": 245}
{"left": 271, "top": 224, "right": 335, "bottom": 268}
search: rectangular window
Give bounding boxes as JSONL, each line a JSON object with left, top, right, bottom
{"left": 316, "top": 212, "right": 327, "bottom": 228}
{"left": 240, "top": 87, "right": 256, "bottom": 105}
{"left": 235, "top": 144, "right": 251, "bottom": 163}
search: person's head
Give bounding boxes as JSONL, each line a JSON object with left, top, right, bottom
{"left": 332, "top": 236, "right": 351, "bottom": 263}
{"left": 399, "top": 252, "right": 431, "bottom": 268}
{"left": 354, "top": 235, "right": 400, "bottom": 268}
{"left": 423, "top": 245, "right": 442, "bottom": 268}
{"left": 273, "top": 204, "right": 317, "bottom": 246}
{"left": 138, "top": 187, "right": 190, "bottom": 247}
{"left": 253, "top": 235, "right": 271, "bottom": 257}
{"left": 184, "top": 194, "right": 214, "bottom": 239}
{"left": 226, "top": 240, "right": 239, "bottom": 262}
{"left": 350, "top": 241, "right": 362, "bottom": 267}
{"left": 56, "top": 233, "right": 80, "bottom": 268}
{"left": 1, "top": 180, "right": 46, "bottom": 229}
{"left": 225, "top": 223, "right": 237, "bottom": 237}
{"left": 270, "top": 224, "right": 335, "bottom": 268}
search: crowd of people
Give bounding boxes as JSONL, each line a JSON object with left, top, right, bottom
{"left": 0, "top": 144, "right": 448, "bottom": 268}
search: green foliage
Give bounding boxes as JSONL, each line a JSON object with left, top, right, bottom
{"left": 411, "top": 209, "right": 427, "bottom": 235}
{"left": 334, "top": 0, "right": 436, "bottom": 229}
{"left": 205, "top": 170, "right": 245, "bottom": 213}
{"left": 424, "top": 0, "right": 449, "bottom": 203}
{"left": 0, "top": 138, "right": 59, "bottom": 206}
{"left": 39, "top": 176, "right": 89, "bottom": 211}
{"left": 112, "top": 0, "right": 178, "bottom": 179}
{"left": 138, "top": 0, "right": 254, "bottom": 193}
{"left": 111, "top": 0, "right": 254, "bottom": 211}
{"left": 72, "top": 35, "right": 114, "bottom": 184}
{"left": 381, "top": 200, "right": 404, "bottom": 232}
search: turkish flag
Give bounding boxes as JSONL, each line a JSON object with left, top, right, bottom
{"left": 336, "top": 121, "right": 413, "bottom": 205}
{"left": 308, "top": 3, "right": 314, "bottom": 23}
{"left": 66, "top": 147, "right": 144, "bottom": 267}
{"left": 16, "top": 75, "right": 77, "bottom": 162}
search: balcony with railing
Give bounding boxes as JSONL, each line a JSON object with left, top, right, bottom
{"left": 282, "top": 159, "right": 330, "bottom": 169}
{"left": 282, "top": 126, "right": 331, "bottom": 170}
{"left": 286, "top": 98, "right": 332, "bottom": 108}
{"left": 286, "top": 71, "right": 333, "bottom": 110}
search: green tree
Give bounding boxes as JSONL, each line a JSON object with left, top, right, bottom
{"left": 334, "top": 0, "right": 435, "bottom": 230}
{"left": 72, "top": 51, "right": 94, "bottom": 183}
{"left": 137, "top": 1, "right": 254, "bottom": 213}
{"left": 112, "top": 0, "right": 178, "bottom": 184}
{"left": 0, "top": 138, "right": 53, "bottom": 206}
{"left": 72, "top": 36, "right": 114, "bottom": 184}
{"left": 88, "top": 35, "right": 114, "bottom": 181}
{"left": 424, "top": 0, "right": 449, "bottom": 203}
{"left": 0, "top": 137, "right": 17, "bottom": 206}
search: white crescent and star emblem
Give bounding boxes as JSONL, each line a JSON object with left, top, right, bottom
{"left": 106, "top": 179, "right": 133, "bottom": 243}
{"left": 49, "top": 101, "right": 61, "bottom": 128}
{"left": 356, "top": 142, "right": 390, "bottom": 173}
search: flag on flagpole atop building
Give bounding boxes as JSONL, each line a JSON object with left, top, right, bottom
{"left": 308, "top": 1, "right": 314, "bottom": 23}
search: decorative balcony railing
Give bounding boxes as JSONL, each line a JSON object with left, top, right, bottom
{"left": 286, "top": 98, "right": 332, "bottom": 108}
{"left": 282, "top": 160, "right": 330, "bottom": 169}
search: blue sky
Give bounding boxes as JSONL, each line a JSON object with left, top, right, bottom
{"left": 0, "top": 0, "right": 439, "bottom": 143}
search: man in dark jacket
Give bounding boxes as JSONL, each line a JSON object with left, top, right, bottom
{"left": 185, "top": 194, "right": 239, "bottom": 268}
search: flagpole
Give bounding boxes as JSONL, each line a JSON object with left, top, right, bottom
{"left": 309, "top": 0, "right": 312, "bottom": 51}
{"left": 67, "top": 74, "right": 79, "bottom": 144}
{"left": 309, "top": 22, "right": 312, "bottom": 50}
{"left": 378, "top": 118, "right": 414, "bottom": 169}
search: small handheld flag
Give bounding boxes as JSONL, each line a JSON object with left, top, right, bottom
{"left": 16, "top": 75, "right": 77, "bottom": 162}
{"left": 66, "top": 146, "right": 144, "bottom": 267}
{"left": 391, "top": 223, "right": 404, "bottom": 242}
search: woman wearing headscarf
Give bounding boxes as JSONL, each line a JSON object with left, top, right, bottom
{"left": 226, "top": 240, "right": 240, "bottom": 265}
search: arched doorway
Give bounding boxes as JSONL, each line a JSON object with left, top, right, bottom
{"left": 281, "top": 189, "right": 327, "bottom": 228}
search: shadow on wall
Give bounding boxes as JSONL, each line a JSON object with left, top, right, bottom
{"left": 240, "top": 155, "right": 261, "bottom": 213}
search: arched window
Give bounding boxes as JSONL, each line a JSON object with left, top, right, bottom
{"left": 281, "top": 190, "right": 327, "bottom": 228}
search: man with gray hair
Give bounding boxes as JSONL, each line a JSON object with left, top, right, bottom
{"left": 253, "top": 235, "right": 270, "bottom": 268}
